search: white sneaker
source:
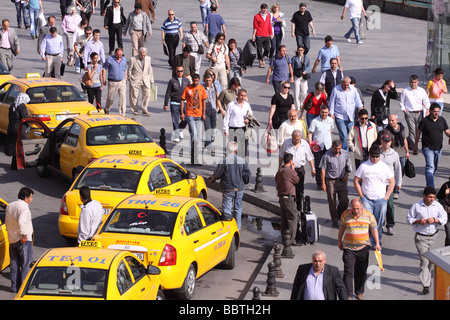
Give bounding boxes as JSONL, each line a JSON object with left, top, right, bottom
{"left": 357, "top": 41, "right": 364, "bottom": 45}
{"left": 346, "top": 38, "right": 352, "bottom": 43}
{"left": 173, "top": 137, "right": 180, "bottom": 143}
{"left": 179, "top": 131, "right": 184, "bottom": 140}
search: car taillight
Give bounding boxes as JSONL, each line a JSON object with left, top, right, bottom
{"left": 30, "top": 114, "right": 51, "bottom": 122}
{"left": 154, "top": 154, "right": 166, "bottom": 158}
{"left": 158, "top": 244, "right": 176, "bottom": 266}
{"left": 60, "top": 195, "right": 68, "bottom": 215}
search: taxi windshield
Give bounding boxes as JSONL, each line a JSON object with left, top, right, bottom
{"left": 24, "top": 267, "right": 108, "bottom": 298}
{"left": 102, "top": 208, "right": 177, "bottom": 237}
{"left": 75, "top": 168, "right": 141, "bottom": 193}
{"left": 86, "top": 124, "right": 154, "bottom": 146}
{"left": 26, "top": 85, "right": 85, "bottom": 103}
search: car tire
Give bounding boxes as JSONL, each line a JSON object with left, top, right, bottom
{"left": 178, "top": 264, "right": 196, "bottom": 300}
{"left": 156, "top": 288, "right": 165, "bottom": 300}
{"left": 220, "top": 236, "right": 236, "bottom": 269}
{"left": 36, "top": 164, "right": 52, "bottom": 178}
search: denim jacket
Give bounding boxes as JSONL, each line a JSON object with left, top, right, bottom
{"left": 210, "top": 155, "right": 251, "bottom": 192}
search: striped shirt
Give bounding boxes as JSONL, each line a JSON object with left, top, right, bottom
{"left": 340, "top": 208, "right": 377, "bottom": 251}
{"left": 161, "top": 17, "right": 183, "bottom": 35}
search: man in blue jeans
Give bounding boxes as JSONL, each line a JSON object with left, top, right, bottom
{"left": 209, "top": 141, "right": 251, "bottom": 230}
{"left": 414, "top": 103, "right": 450, "bottom": 188}
{"left": 329, "top": 77, "right": 363, "bottom": 151}
{"left": 354, "top": 146, "right": 395, "bottom": 247}
{"left": 340, "top": 0, "right": 366, "bottom": 45}
{"left": 5, "top": 187, "right": 34, "bottom": 293}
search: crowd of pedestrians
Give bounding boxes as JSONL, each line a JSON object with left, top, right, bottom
{"left": 3, "top": 0, "right": 450, "bottom": 301}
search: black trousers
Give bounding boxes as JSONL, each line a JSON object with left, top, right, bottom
{"left": 59, "top": 0, "right": 71, "bottom": 17}
{"left": 165, "top": 33, "right": 179, "bottom": 68}
{"left": 87, "top": 87, "right": 102, "bottom": 110}
{"left": 255, "top": 36, "right": 270, "bottom": 61}
{"left": 294, "top": 167, "right": 305, "bottom": 211}
{"left": 100, "top": 0, "right": 110, "bottom": 14}
{"left": 108, "top": 23, "right": 123, "bottom": 53}
{"left": 342, "top": 245, "right": 370, "bottom": 296}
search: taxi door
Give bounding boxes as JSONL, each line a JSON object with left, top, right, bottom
{"left": 160, "top": 161, "right": 192, "bottom": 197}
{"left": 114, "top": 256, "right": 156, "bottom": 300}
{"left": 0, "top": 83, "right": 20, "bottom": 134}
{"left": 183, "top": 205, "right": 216, "bottom": 276}
{"left": 0, "top": 198, "right": 10, "bottom": 272}
{"left": 195, "top": 202, "right": 229, "bottom": 267}
{"left": 59, "top": 121, "right": 82, "bottom": 179}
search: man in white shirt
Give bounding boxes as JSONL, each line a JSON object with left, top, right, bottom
{"left": 5, "top": 187, "right": 34, "bottom": 293}
{"left": 280, "top": 129, "right": 315, "bottom": 210}
{"left": 278, "top": 109, "right": 304, "bottom": 147}
{"left": 341, "top": 0, "right": 366, "bottom": 45}
{"left": 223, "top": 89, "right": 252, "bottom": 158}
{"left": 399, "top": 74, "right": 430, "bottom": 148}
{"left": 77, "top": 186, "right": 104, "bottom": 244}
{"left": 354, "top": 145, "right": 395, "bottom": 247}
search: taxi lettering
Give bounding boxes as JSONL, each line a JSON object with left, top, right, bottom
{"left": 126, "top": 199, "right": 180, "bottom": 207}
{"left": 46, "top": 255, "right": 106, "bottom": 264}
{"left": 96, "top": 158, "right": 148, "bottom": 166}
{"left": 86, "top": 116, "right": 127, "bottom": 123}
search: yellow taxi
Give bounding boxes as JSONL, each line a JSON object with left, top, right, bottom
{"left": 14, "top": 113, "right": 165, "bottom": 181}
{"left": 0, "top": 75, "right": 97, "bottom": 135}
{"left": 59, "top": 154, "right": 207, "bottom": 241}
{"left": 0, "top": 198, "right": 10, "bottom": 272}
{"left": 0, "top": 62, "right": 16, "bottom": 87}
{"left": 92, "top": 194, "right": 240, "bottom": 300}
{"left": 14, "top": 246, "right": 164, "bottom": 300}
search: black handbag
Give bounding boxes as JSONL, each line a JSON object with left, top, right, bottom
{"left": 163, "top": 43, "right": 168, "bottom": 56}
{"left": 404, "top": 159, "right": 415, "bottom": 178}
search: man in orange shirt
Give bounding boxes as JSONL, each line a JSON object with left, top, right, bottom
{"left": 181, "top": 73, "right": 207, "bottom": 164}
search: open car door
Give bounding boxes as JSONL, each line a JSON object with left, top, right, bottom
{"left": 15, "top": 118, "right": 52, "bottom": 170}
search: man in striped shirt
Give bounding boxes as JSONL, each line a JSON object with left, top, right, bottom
{"left": 338, "top": 198, "right": 380, "bottom": 300}
{"left": 161, "top": 9, "right": 183, "bottom": 68}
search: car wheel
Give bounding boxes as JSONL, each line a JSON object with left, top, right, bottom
{"left": 220, "top": 236, "right": 236, "bottom": 269}
{"left": 156, "top": 288, "right": 165, "bottom": 300}
{"left": 36, "top": 164, "right": 52, "bottom": 178}
{"left": 178, "top": 264, "right": 196, "bottom": 300}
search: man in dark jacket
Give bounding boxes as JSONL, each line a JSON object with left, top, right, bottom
{"left": 291, "top": 250, "right": 348, "bottom": 300}
{"left": 164, "top": 65, "right": 190, "bottom": 142}
{"left": 209, "top": 141, "right": 251, "bottom": 230}
{"left": 5, "top": 93, "right": 29, "bottom": 170}
{"left": 104, "top": 0, "right": 126, "bottom": 55}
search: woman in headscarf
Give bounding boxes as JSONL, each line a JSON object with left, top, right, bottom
{"left": 5, "top": 93, "right": 29, "bottom": 168}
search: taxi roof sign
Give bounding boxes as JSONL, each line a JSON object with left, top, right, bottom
{"left": 25, "top": 73, "right": 41, "bottom": 79}
{"left": 79, "top": 240, "right": 103, "bottom": 248}
{"left": 88, "top": 109, "right": 105, "bottom": 115}
{"left": 154, "top": 188, "right": 174, "bottom": 196}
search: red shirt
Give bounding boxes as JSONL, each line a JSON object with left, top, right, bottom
{"left": 305, "top": 92, "right": 328, "bottom": 115}
{"left": 253, "top": 12, "right": 273, "bottom": 37}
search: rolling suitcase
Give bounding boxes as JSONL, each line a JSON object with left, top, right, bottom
{"left": 242, "top": 39, "right": 257, "bottom": 66}
{"left": 302, "top": 211, "right": 319, "bottom": 244}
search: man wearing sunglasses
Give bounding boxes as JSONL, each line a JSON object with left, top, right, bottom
{"left": 354, "top": 145, "right": 395, "bottom": 248}
{"left": 104, "top": 0, "right": 126, "bottom": 55}
{"left": 347, "top": 108, "right": 377, "bottom": 170}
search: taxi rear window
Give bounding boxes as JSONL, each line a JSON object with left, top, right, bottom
{"left": 75, "top": 168, "right": 141, "bottom": 193}
{"left": 26, "top": 85, "right": 85, "bottom": 103}
{"left": 86, "top": 124, "right": 153, "bottom": 146}
{"left": 24, "top": 267, "right": 108, "bottom": 298}
{"left": 102, "top": 209, "right": 177, "bottom": 237}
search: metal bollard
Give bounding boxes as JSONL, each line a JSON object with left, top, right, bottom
{"left": 252, "top": 287, "right": 261, "bottom": 300}
{"left": 263, "top": 261, "right": 279, "bottom": 297}
{"left": 159, "top": 128, "right": 167, "bottom": 154}
{"left": 252, "top": 167, "right": 266, "bottom": 193}
{"left": 273, "top": 243, "right": 284, "bottom": 278}
{"left": 281, "top": 229, "right": 295, "bottom": 259}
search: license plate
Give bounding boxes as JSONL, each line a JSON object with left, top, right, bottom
{"left": 56, "top": 113, "right": 79, "bottom": 121}
{"left": 103, "top": 208, "right": 111, "bottom": 215}
{"left": 133, "top": 252, "right": 144, "bottom": 261}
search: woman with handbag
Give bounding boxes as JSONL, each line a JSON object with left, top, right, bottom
{"left": 291, "top": 45, "right": 310, "bottom": 110}
{"left": 370, "top": 79, "right": 397, "bottom": 131}
{"left": 268, "top": 80, "right": 295, "bottom": 129}
{"left": 84, "top": 52, "right": 105, "bottom": 110}
{"left": 269, "top": 3, "right": 285, "bottom": 60}
{"left": 299, "top": 82, "right": 327, "bottom": 127}
{"left": 227, "top": 39, "right": 247, "bottom": 84}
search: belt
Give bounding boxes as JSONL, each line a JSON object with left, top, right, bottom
{"left": 133, "top": 29, "right": 143, "bottom": 32}
{"left": 46, "top": 53, "right": 60, "bottom": 56}
{"left": 67, "top": 31, "right": 74, "bottom": 33}
{"left": 281, "top": 195, "right": 295, "bottom": 199}
{"left": 409, "top": 110, "right": 421, "bottom": 114}
{"left": 326, "top": 177, "right": 345, "bottom": 182}
{"left": 108, "top": 78, "right": 123, "bottom": 82}
{"left": 229, "top": 126, "right": 245, "bottom": 130}
{"left": 0, "top": 47, "right": 11, "bottom": 50}
{"left": 416, "top": 230, "right": 438, "bottom": 237}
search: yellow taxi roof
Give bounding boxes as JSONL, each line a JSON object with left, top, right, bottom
{"left": 36, "top": 247, "right": 123, "bottom": 269}
{"left": 116, "top": 194, "right": 196, "bottom": 213}
{"left": 11, "top": 77, "right": 75, "bottom": 88}
{"left": 88, "top": 154, "right": 164, "bottom": 171}
{"left": 75, "top": 114, "right": 139, "bottom": 127}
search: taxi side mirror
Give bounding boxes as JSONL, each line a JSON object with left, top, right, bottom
{"left": 186, "top": 171, "right": 197, "bottom": 180}
{"left": 220, "top": 212, "right": 233, "bottom": 221}
{"left": 147, "top": 265, "right": 161, "bottom": 275}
